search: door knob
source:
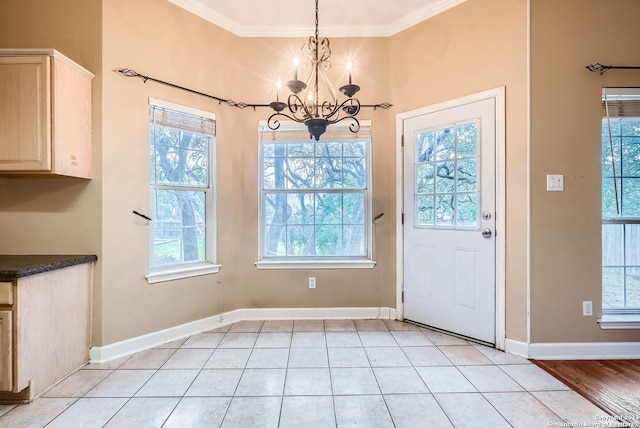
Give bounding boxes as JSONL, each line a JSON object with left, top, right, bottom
{"left": 482, "top": 228, "right": 492, "bottom": 238}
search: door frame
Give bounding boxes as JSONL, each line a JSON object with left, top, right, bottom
{"left": 395, "top": 87, "right": 506, "bottom": 350}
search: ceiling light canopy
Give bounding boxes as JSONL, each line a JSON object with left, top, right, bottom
{"left": 268, "top": 0, "right": 363, "bottom": 141}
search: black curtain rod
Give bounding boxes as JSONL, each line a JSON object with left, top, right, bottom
{"left": 116, "top": 68, "right": 392, "bottom": 110}
{"left": 586, "top": 63, "right": 640, "bottom": 75}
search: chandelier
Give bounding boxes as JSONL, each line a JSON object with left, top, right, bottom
{"left": 268, "top": 0, "right": 362, "bottom": 141}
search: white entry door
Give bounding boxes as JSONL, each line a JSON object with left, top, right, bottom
{"left": 403, "top": 97, "right": 496, "bottom": 344}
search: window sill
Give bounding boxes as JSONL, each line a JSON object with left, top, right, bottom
{"left": 598, "top": 315, "right": 640, "bottom": 330}
{"left": 146, "top": 263, "right": 221, "bottom": 284}
{"left": 255, "top": 259, "right": 376, "bottom": 270}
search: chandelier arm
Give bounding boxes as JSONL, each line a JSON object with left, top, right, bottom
{"left": 322, "top": 97, "right": 361, "bottom": 122}
{"left": 267, "top": 112, "right": 304, "bottom": 130}
{"left": 287, "top": 93, "right": 315, "bottom": 122}
{"left": 329, "top": 115, "right": 361, "bottom": 133}
{"left": 320, "top": 100, "right": 341, "bottom": 119}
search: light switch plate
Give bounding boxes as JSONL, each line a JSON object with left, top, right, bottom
{"left": 547, "top": 174, "right": 564, "bottom": 191}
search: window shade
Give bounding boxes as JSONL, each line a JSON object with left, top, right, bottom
{"left": 259, "top": 121, "right": 371, "bottom": 142}
{"left": 602, "top": 88, "right": 640, "bottom": 118}
{"left": 150, "top": 105, "right": 215, "bottom": 135}
{"left": 602, "top": 100, "right": 640, "bottom": 118}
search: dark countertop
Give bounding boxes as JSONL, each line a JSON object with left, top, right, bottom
{"left": 0, "top": 255, "right": 98, "bottom": 281}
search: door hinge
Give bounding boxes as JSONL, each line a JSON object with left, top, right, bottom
{"left": 401, "top": 291, "right": 404, "bottom": 303}
{"left": 401, "top": 135, "right": 404, "bottom": 147}
{"left": 401, "top": 213, "right": 404, "bottom": 225}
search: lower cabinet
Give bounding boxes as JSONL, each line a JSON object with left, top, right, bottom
{"left": 0, "top": 263, "right": 93, "bottom": 402}
{"left": 0, "top": 310, "right": 11, "bottom": 392}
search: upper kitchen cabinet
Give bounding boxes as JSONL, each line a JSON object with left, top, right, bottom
{"left": 0, "top": 49, "right": 94, "bottom": 178}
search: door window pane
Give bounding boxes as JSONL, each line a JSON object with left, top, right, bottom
{"left": 414, "top": 120, "right": 480, "bottom": 229}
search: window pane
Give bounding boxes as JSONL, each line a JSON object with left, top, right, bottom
{"left": 626, "top": 267, "right": 640, "bottom": 308}
{"left": 601, "top": 137, "right": 621, "bottom": 177}
{"left": 315, "top": 142, "right": 342, "bottom": 157}
{"left": 315, "top": 225, "right": 342, "bottom": 256}
{"left": 416, "top": 195, "right": 434, "bottom": 226}
{"left": 416, "top": 164, "right": 434, "bottom": 194}
{"left": 265, "top": 225, "right": 286, "bottom": 256}
{"left": 621, "top": 121, "right": 640, "bottom": 136}
{"left": 435, "top": 128, "right": 454, "bottom": 160}
{"left": 416, "top": 131, "right": 435, "bottom": 162}
{"left": 343, "top": 225, "right": 365, "bottom": 256}
{"left": 602, "top": 224, "right": 623, "bottom": 266}
{"left": 343, "top": 141, "right": 366, "bottom": 157}
{"left": 344, "top": 194, "right": 365, "bottom": 224}
{"left": 456, "top": 193, "right": 478, "bottom": 228}
{"left": 287, "top": 225, "right": 314, "bottom": 256}
{"left": 287, "top": 142, "right": 314, "bottom": 157}
{"left": 263, "top": 142, "right": 285, "bottom": 158}
{"left": 435, "top": 162, "right": 455, "bottom": 193}
{"left": 435, "top": 194, "right": 454, "bottom": 227}
{"left": 626, "top": 224, "right": 640, "bottom": 266}
{"left": 622, "top": 137, "right": 640, "bottom": 176}
{"left": 456, "top": 159, "right": 478, "bottom": 192}
{"left": 287, "top": 193, "right": 314, "bottom": 225}
{"left": 286, "top": 158, "right": 315, "bottom": 189}
{"left": 342, "top": 158, "right": 366, "bottom": 189}
{"left": 263, "top": 158, "right": 276, "bottom": 189}
{"left": 152, "top": 190, "right": 206, "bottom": 267}
{"left": 602, "top": 178, "right": 622, "bottom": 217}
{"left": 456, "top": 123, "right": 478, "bottom": 158}
{"left": 622, "top": 178, "right": 640, "bottom": 216}
{"left": 316, "top": 193, "right": 342, "bottom": 224}
{"left": 602, "top": 267, "right": 624, "bottom": 310}
{"left": 265, "top": 193, "right": 289, "bottom": 225}
{"left": 315, "top": 158, "right": 343, "bottom": 188}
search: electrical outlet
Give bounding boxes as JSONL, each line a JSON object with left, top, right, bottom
{"left": 309, "top": 277, "right": 316, "bottom": 289}
{"left": 582, "top": 301, "right": 593, "bottom": 316}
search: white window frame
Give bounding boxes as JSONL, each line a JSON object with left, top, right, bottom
{"left": 146, "top": 97, "right": 220, "bottom": 284}
{"left": 255, "top": 120, "right": 375, "bottom": 270}
{"left": 599, "top": 87, "right": 640, "bottom": 328}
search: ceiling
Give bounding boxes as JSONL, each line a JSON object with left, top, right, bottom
{"left": 167, "top": 0, "right": 466, "bottom": 37}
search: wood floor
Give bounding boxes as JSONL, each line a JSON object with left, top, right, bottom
{"left": 533, "top": 359, "right": 640, "bottom": 423}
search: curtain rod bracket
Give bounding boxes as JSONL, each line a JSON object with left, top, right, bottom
{"left": 587, "top": 63, "right": 640, "bottom": 75}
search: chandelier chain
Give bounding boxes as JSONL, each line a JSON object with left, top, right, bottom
{"left": 315, "top": 0, "right": 319, "bottom": 41}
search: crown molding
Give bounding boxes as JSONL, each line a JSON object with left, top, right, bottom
{"left": 168, "top": 0, "right": 466, "bottom": 38}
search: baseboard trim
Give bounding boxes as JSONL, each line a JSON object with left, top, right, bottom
{"left": 90, "top": 306, "right": 396, "bottom": 363}
{"left": 504, "top": 338, "right": 530, "bottom": 358}
{"left": 504, "top": 339, "right": 640, "bottom": 360}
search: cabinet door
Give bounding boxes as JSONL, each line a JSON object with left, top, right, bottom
{"left": 0, "top": 311, "right": 12, "bottom": 392}
{"left": 0, "top": 56, "right": 51, "bottom": 171}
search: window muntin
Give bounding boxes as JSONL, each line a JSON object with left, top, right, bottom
{"left": 602, "top": 88, "right": 640, "bottom": 314}
{"left": 149, "top": 99, "right": 216, "bottom": 271}
{"left": 259, "top": 124, "right": 372, "bottom": 261}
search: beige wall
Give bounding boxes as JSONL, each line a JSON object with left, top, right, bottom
{"left": 100, "top": 0, "right": 394, "bottom": 344}
{"left": 530, "top": 0, "right": 640, "bottom": 342}
{"left": 389, "top": 0, "right": 529, "bottom": 342}
{"left": 0, "top": 0, "right": 104, "bottom": 343}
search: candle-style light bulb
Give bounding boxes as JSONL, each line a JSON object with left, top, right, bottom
{"left": 293, "top": 57, "right": 300, "bottom": 81}
{"left": 346, "top": 62, "right": 353, "bottom": 85}
{"left": 276, "top": 80, "right": 282, "bottom": 101}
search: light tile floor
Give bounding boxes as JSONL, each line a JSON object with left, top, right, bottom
{"left": 0, "top": 319, "right": 610, "bottom": 428}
